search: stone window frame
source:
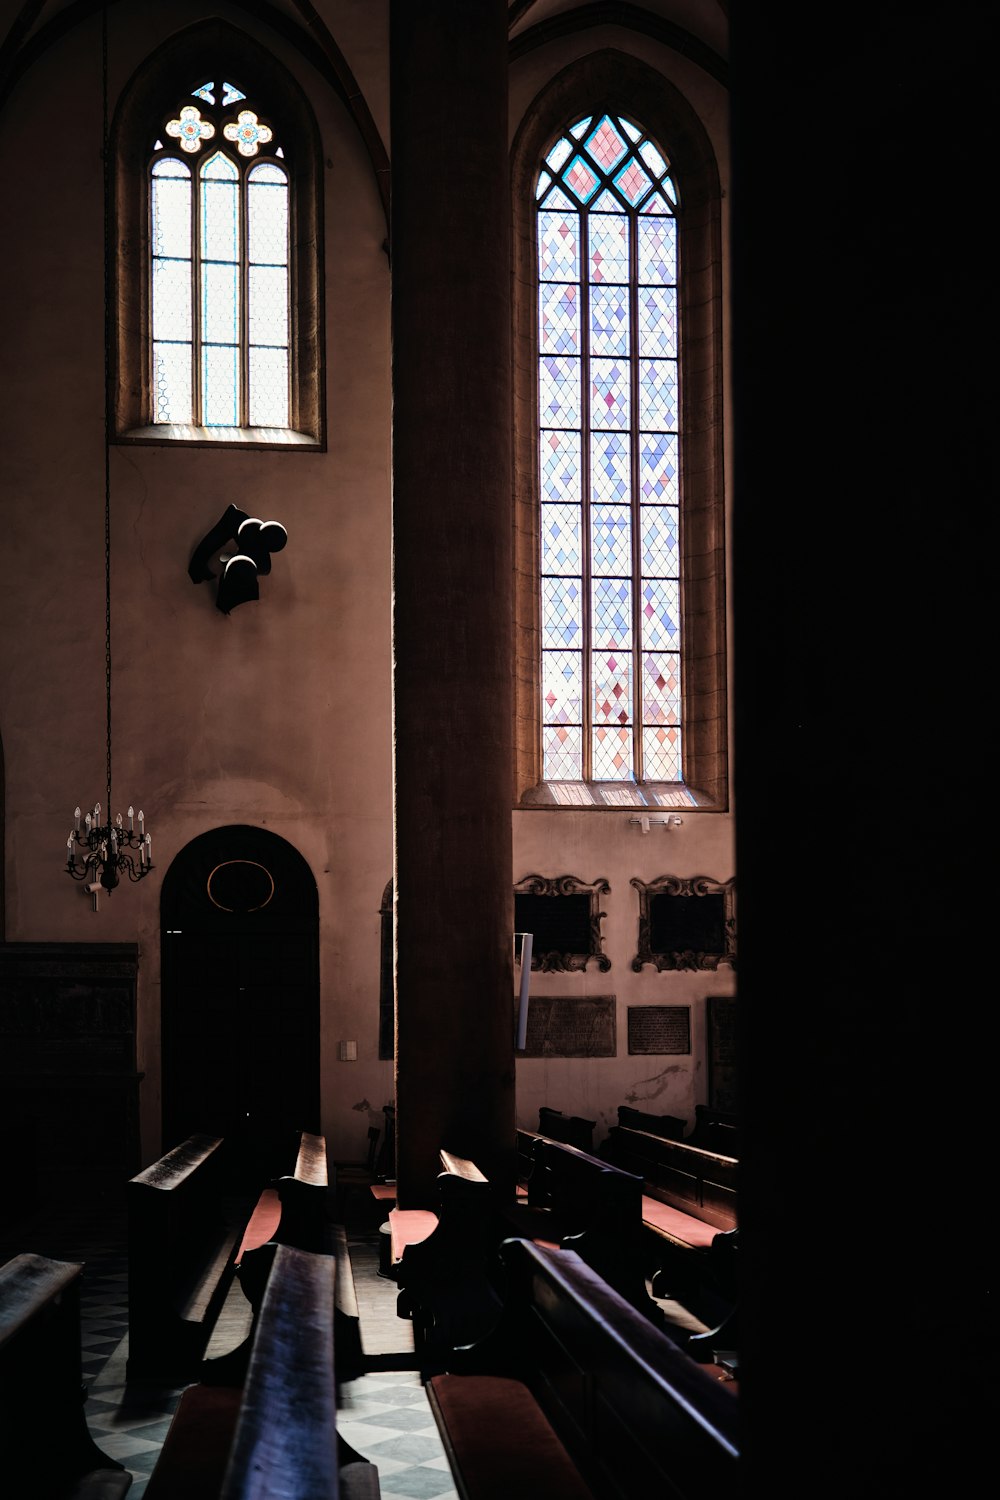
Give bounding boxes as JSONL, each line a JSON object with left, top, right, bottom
{"left": 511, "top": 49, "right": 727, "bottom": 808}
{"left": 111, "top": 19, "right": 325, "bottom": 449}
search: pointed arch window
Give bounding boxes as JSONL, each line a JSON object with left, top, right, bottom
{"left": 150, "top": 80, "right": 290, "bottom": 429}
{"left": 537, "top": 112, "right": 682, "bottom": 784}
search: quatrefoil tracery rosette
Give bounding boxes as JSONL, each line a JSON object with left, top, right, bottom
{"left": 165, "top": 105, "right": 216, "bottom": 153}
{"left": 223, "top": 110, "right": 273, "bottom": 158}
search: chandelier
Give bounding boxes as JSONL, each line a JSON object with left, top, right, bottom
{"left": 65, "top": 1, "right": 151, "bottom": 910}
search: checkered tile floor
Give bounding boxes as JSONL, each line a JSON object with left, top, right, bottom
{"left": 2, "top": 1202, "right": 457, "bottom": 1499}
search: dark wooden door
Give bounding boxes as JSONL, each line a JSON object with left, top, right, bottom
{"left": 161, "top": 826, "right": 319, "bottom": 1182}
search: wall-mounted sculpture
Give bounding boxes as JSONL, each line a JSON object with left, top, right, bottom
{"left": 189, "top": 504, "right": 288, "bottom": 614}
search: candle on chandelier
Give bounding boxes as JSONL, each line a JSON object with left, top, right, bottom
{"left": 74, "top": 807, "right": 81, "bottom": 830}
{"left": 128, "top": 806, "right": 134, "bottom": 832}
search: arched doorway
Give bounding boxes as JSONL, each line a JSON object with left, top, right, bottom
{"left": 161, "top": 825, "right": 319, "bottom": 1181}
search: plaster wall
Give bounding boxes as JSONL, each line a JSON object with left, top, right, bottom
{"left": 0, "top": 0, "right": 733, "bottom": 1165}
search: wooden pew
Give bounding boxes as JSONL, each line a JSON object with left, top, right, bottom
{"left": 536, "top": 1106, "right": 595, "bottom": 1152}
{"left": 127, "top": 1134, "right": 253, "bottom": 1381}
{"left": 207, "top": 1130, "right": 364, "bottom": 1386}
{"left": 686, "top": 1104, "right": 740, "bottom": 1157}
{"left": 600, "top": 1103, "right": 686, "bottom": 1149}
{"left": 143, "top": 1242, "right": 381, "bottom": 1500}
{"left": 0, "top": 1252, "right": 132, "bottom": 1499}
{"left": 601, "top": 1124, "right": 738, "bottom": 1324}
{"left": 389, "top": 1151, "right": 504, "bottom": 1365}
{"left": 427, "top": 1238, "right": 738, "bottom": 1500}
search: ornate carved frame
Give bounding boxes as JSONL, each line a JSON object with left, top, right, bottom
{"left": 514, "top": 873, "right": 611, "bottom": 973}
{"left": 630, "top": 874, "right": 736, "bottom": 972}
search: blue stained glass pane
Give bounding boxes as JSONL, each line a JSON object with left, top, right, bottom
{"left": 540, "top": 431, "right": 582, "bottom": 503}
{"left": 538, "top": 209, "right": 579, "bottom": 281}
{"left": 222, "top": 81, "right": 247, "bottom": 105}
{"left": 545, "top": 138, "right": 573, "bottom": 172}
{"left": 592, "top": 577, "right": 632, "bottom": 649}
{"left": 642, "top": 652, "right": 681, "bottom": 724}
{"left": 639, "top": 434, "right": 679, "bottom": 503}
{"left": 539, "top": 283, "right": 580, "bottom": 355}
{"left": 640, "top": 579, "right": 680, "bottom": 649}
{"left": 593, "top": 725, "right": 634, "bottom": 781}
{"left": 619, "top": 119, "right": 641, "bottom": 143}
{"left": 590, "top": 358, "right": 630, "bottom": 429}
{"left": 202, "top": 343, "right": 239, "bottom": 426}
{"left": 588, "top": 214, "right": 629, "bottom": 283}
{"left": 542, "top": 578, "right": 583, "bottom": 648}
{"left": 569, "top": 117, "right": 592, "bottom": 140}
{"left": 640, "top": 507, "right": 680, "bottom": 576}
{"left": 541, "top": 502, "right": 582, "bottom": 575}
{"left": 589, "top": 285, "right": 629, "bottom": 356}
{"left": 590, "top": 505, "right": 632, "bottom": 576}
{"left": 542, "top": 650, "right": 583, "bottom": 725}
{"left": 535, "top": 169, "right": 552, "bottom": 200}
{"left": 543, "top": 725, "right": 582, "bottom": 780}
{"left": 192, "top": 82, "right": 215, "bottom": 103}
{"left": 643, "top": 725, "right": 681, "bottom": 781}
{"left": 639, "top": 360, "right": 678, "bottom": 430}
{"left": 639, "top": 216, "right": 677, "bottom": 283}
{"left": 638, "top": 140, "right": 668, "bottom": 177}
{"left": 539, "top": 355, "right": 581, "bottom": 426}
{"left": 592, "top": 651, "right": 632, "bottom": 726}
{"left": 591, "top": 433, "right": 630, "bottom": 504}
{"left": 202, "top": 261, "right": 239, "bottom": 343}
{"left": 638, "top": 287, "right": 678, "bottom": 358}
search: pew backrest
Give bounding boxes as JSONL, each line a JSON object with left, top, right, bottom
{"left": 606, "top": 1126, "right": 738, "bottom": 1232}
{"left": 497, "top": 1238, "right": 739, "bottom": 1499}
{"left": 537, "top": 1107, "right": 596, "bottom": 1153}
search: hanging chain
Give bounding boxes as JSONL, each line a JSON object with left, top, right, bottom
{"left": 102, "top": 1, "right": 113, "bottom": 824}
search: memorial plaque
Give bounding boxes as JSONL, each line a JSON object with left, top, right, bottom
{"left": 517, "top": 996, "right": 616, "bottom": 1057}
{"left": 627, "top": 1005, "right": 691, "bottom": 1055}
{"left": 708, "top": 994, "right": 738, "bottom": 1111}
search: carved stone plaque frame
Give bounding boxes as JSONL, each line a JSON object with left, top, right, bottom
{"left": 630, "top": 874, "right": 737, "bottom": 972}
{"left": 514, "top": 873, "right": 611, "bottom": 973}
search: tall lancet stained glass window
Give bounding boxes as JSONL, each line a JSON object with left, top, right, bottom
{"left": 151, "top": 79, "right": 289, "bottom": 428}
{"left": 537, "top": 114, "right": 681, "bottom": 783}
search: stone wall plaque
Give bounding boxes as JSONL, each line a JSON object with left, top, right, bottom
{"left": 708, "top": 994, "right": 739, "bottom": 1111}
{"left": 516, "top": 995, "right": 616, "bottom": 1057}
{"left": 627, "top": 1005, "right": 691, "bottom": 1055}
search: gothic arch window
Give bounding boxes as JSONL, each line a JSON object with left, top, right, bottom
{"left": 513, "top": 53, "right": 727, "bottom": 808}
{"left": 113, "top": 23, "right": 324, "bottom": 446}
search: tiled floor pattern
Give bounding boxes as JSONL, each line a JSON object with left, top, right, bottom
{"left": 2, "top": 1199, "right": 457, "bottom": 1499}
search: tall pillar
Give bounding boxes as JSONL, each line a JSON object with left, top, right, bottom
{"left": 390, "top": 0, "right": 514, "bottom": 1206}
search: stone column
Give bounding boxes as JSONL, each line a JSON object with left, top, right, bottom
{"left": 389, "top": 0, "right": 514, "bottom": 1206}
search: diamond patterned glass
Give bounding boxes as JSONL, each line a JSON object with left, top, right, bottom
{"left": 540, "top": 356, "right": 581, "bottom": 427}
{"left": 639, "top": 216, "right": 677, "bottom": 284}
{"left": 639, "top": 434, "right": 679, "bottom": 502}
{"left": 642, "top": 652, "right": 681, "bottom": 723}
{"left": 542, "top": 650, "right": 583, "bottom": 725}
{"left": 641, "top": 580, "right": 680, "bottom": 649}
{"left": 539, "top": 283, "right": 580, "bottom": 354}
{"left": 591, "top": 433, "right": 630, "bottom": 504}
{"left": 591, "top": 505, "right": 632, "bottom": 576}
{"left": 542, "top": 578, "right": 583, "bottom": 649}
{"left": 541, "top": 503, "right": 582, "bottom": 575}
{"left": 536, "top": 112, "right": 683, "bottom": 784}
{"left": 538, "top": 210, "right": 579, "bottom": 281}
{"left": 591, "top": 358, "right": 630, "bottom": 429}
{"left": 639, "top": 360, "right": 677, "bottom": 430}
{"left": 588, "top": 214, "right": 629, "bottom": 283}
{"left": 640, "top": 507, "right": 680, "bottom": 576}
{"left": 643, "top": 725, "right": 681, "bottom": 781}
{"left": 593, "top": 652, "right": 632, "bottom": 726}
{"left": 592, "top": 578, "right": 632, "bottom": 649}
{"left": 589, "top": 286, "right": 629, "bottom": 356}
{"left": 593, "top": 726, "right": 633, "bottom": 781}
{"left": 543, "top": 726, "right": 583, "bottom": 781}
{"left": 540, "top": 431, "right": 582, "bottom": 504}
{"left": 638, "top": 287, "right": 677, "bottom": 358}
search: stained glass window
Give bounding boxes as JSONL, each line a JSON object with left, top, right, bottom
{"left": 537, "top": 113, "right": 681, "bottom": 783}
{"left": 150, "top": 79, "right": 289, "bottom": 428}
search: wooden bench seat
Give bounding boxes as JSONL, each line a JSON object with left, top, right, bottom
{"left": 428, "top": 1237, "right": 738, "bottom": 1500}
{"left": 0, "top": 1253, "right": 131, "bottom": 1499}
{"left": 144, "top": 1242, "right": 380, "bottom": 1500}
